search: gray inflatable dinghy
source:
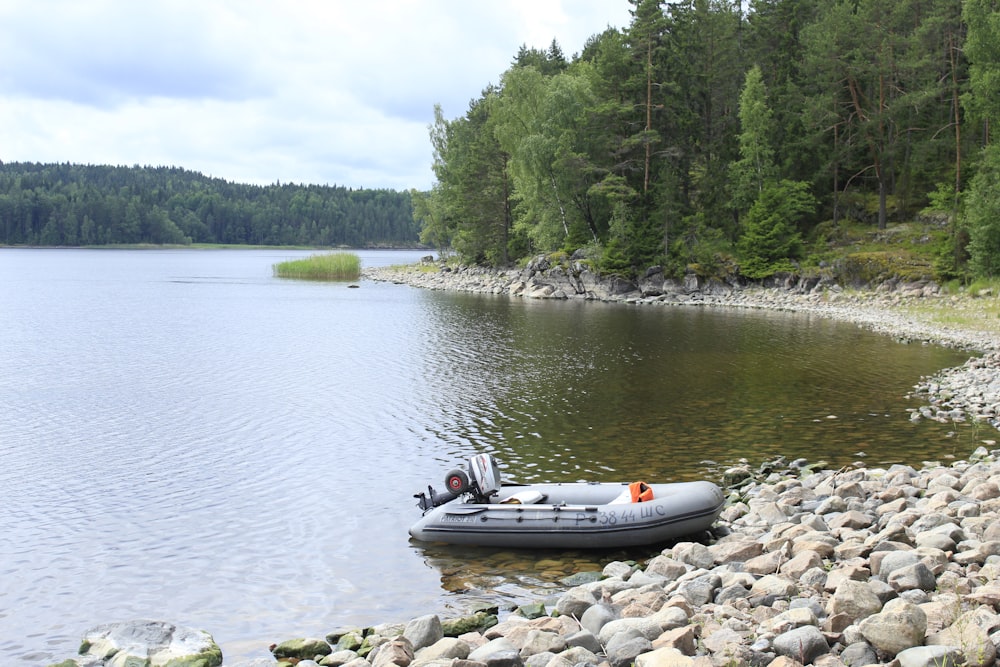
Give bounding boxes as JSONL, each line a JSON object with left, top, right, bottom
{"left": 410, "top": 454, "right": 725, "bottom": 549}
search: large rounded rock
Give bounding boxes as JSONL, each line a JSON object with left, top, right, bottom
{"left": 580, "top": 602, "right": 617, "bottom": 636}
{"left": 79, "top": 620, "right": 223, "bottom": 667}
{"left": 876, "top": 550, "right": 921, "bottom": 579}
{"left": 468, "top": 637, "right": 523, "bottom": 667}
{"left": 827, "top": 579, "right": 882, "bottom": 621}
{"left": 370, "top": 637, "right": 415, "bottom": 667}
{"left": 887, "top": 562, "right": 937, "bottom": 592}
{"left": 414, "top": 637, "right": 471, "bottom": 664}
{"left": 554, "top": 588, "right": 597, "bottom": 619}
{"left": 676, "top": 574, "right": 721, "bottom": 606}
{"left": 518, "top": 630, "right": 566, "bottom": 658}
{"left": 840, "top": 641, "right": 877, "bottom": 667}
{"left": 404, "top": 615, "right": 443, "bottom": 652}
{"left": 772, "top": 625, "right": 830, "bottom": 664}
{"left": 749, "top": 574, "right": 797, "bottom": 598}
{"left": 897, "top": 645, "right": 964, "bottom": 667}
{"left": 645, "top": 556, "right": 688, "bottom": 580}
{"left": 635, "top": 646, "right": 694, "bottom": 667}
{"left": 598, "top": 617, "right": 663, "bottom": 646}
{"left": 671, "top": 542, "right": 715, "bottom": 570}
{"left": 858, "top": 598, "right": 927, "bottom": 656}
{"left": 605, "top": 633, "right": 653, "bottom": 667}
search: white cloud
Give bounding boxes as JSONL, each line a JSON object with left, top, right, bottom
{"left": 0, "top": 0, "right": 632, "bottom": 190}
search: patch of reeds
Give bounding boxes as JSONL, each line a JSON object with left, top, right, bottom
{"left": 273, "top": 252, "right": 361, "bottom": 281}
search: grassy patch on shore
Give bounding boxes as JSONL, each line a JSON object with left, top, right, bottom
{"left": 901, "top": 295, "right": 1000, "bottom": 334}
{"left": 273, "top": 252, "right": 361, "bottom": 281}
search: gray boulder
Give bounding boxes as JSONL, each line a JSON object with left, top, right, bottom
{"left": 580, "top": 603, "right": 617, "bottom": 636}
{"left": 858, "top": 598, "right": 928, "bottom": 656}
{"left": 897, "top": 645, "right": 964, "bottom": 667}
{"left": 598, "top": 618, "right": 663, "bottom": 646}
{"left": 839, "top": 642, "right": 877, "bottom": 667}
{"left": 469, "top": 638, "right": 523, "bottom": 667}
{"left": 827, "top": 580, "right": 882, "bottom": 621}
{"left": 404, "top": 615, "right": 443, "bottom": 652}
{"left": 877, "top": 550, "right": 922, "bottom": 578}
{"left": 558, "top": 645, "right": 600, "bottom": 666}
{"left": 676, "top": 574, "right": 721, "bottom": 606}
{"left": 604, "top": 634, "right": 653, "bottom": 667}
{"left": 555, "top": 588, "right": 598, "bottom": 619}
{"left": 564, "top": 630, "right": 602, "bottom": 655}
{"left": 887, "top": 562, "right": 937, "bottom": 592}
{"left": 671, "top": 542, "right": 715, "bottom": 570}
{"left": 772, "top": 625, "right": 830, "bottom": 664}
{"left": 414, "top": 637, "right": 471, "bottom": 665}
{"left": 518, "top": 630, "right": 566, "bottom": 659}
{"left": 645, "top": 556, "right": 688, "bottom": 580}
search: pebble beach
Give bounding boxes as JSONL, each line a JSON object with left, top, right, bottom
{"left": 58, "top": 262, "right": 1000, "bottom": 667}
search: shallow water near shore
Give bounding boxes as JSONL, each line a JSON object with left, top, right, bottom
{"left": 0, "top": 248, "right": 979, "bottom": 664}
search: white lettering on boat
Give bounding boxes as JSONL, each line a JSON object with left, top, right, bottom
{"left": 596, "top": 503, "right": 667, "bottom": 525}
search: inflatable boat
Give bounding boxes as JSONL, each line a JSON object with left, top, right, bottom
{"left": 409, "top": 454, "right": 725, "bottom": 549}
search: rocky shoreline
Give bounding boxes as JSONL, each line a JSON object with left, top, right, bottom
{"left": 50, "top": 261, "right": 1000, "bottom": 667}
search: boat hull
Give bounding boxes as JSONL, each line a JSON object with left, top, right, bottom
{"left": 409, "top": 480, "right": 725, "bottom": 549}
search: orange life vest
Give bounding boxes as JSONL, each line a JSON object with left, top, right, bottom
{"left": 629, "top": 481, "right": 654, "bottom": 503}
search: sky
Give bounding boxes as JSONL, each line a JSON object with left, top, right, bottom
{"left": 0, "top": 1, "right": 633, "bottom": 191}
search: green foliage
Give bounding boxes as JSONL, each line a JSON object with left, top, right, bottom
{"left": 962, "top": 0, "right": 1000, "bottom": 139}
{"left": 731, "top": 64, "right": 777, "bottom": 214}
{"left": 0, "top": 163, "right": 417, "bottom": 248}
{"left": 965, "top": 145, "right": 1000, "bottom": 278}
{"left": 272, "top": 252, "right": 361, "bottom": 281}
{"left": 923, "top": 182, "right": 960, "bottom": 215}
{"left": 426, "top": 95, "right": 512, "bottom": 266}
{"left": 737, "top": 180, "right": 815, "bottom": 278}
{"left": 669, "top": 212, "right": 731, "bottom": 277}
{"left": 425, "top": 0, "right": 984, "bottom": 280}
{"left": 837, "top": 250, "right": 935, "bottom": 284}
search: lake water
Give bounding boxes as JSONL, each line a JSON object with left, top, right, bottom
{"left": 0, "top": 248, "right": 976, "bottom": 663}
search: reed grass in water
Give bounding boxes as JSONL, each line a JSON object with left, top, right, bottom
{"left": 273, "top": 252, "right": 361, "bottom": 281}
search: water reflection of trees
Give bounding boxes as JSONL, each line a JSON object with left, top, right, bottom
{"left": 415, "top": 292, "right": 973, "bottom": 482}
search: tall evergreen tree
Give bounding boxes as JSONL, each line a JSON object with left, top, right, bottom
{"left": 731, "top": 65, "right": 778, "bottom": 215}
{"left": 962, "top": 0, "right": 1000, "bottom": 144}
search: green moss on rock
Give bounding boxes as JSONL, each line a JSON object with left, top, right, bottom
{"left": 162, "top": 643, "right": 223, "bottom": 667}
{"left": 272, "top": 637, "right": 332, "bottom": 660}
{"left": 516, "top": 602, "right": 547, "bottom": 619}
{"left": 336, "top": 631, "right": 364, "bottom": 652}
{"left": 441, "top": 611, "right": 498, "bottom": 636}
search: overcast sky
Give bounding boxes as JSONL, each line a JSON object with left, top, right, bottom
{"left": 0, "top": 1, "right": 632, "bottom": 191}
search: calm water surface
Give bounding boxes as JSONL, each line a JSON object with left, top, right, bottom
{"left": 0, "top": 249, "right": 976, "bottom": 663}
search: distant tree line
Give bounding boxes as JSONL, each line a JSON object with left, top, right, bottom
{"left": 0, "top": 162, "right": 420, "bottom": 247}
{"left": 416, "top": 0, "right": 1000, "bottom": 280}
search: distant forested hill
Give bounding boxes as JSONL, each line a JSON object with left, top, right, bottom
{"left": 0, "top": 162, "right": 419, "bottom": 247}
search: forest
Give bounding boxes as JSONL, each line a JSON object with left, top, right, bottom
{"left": 0, "top": 162, "right": 419, "bottom": 248}
{"left": 415, "top": 0, "right": 1000, "bottom": 282}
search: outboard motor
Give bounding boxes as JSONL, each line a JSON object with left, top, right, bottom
{"left": 414, "top": 453, "right": 502, "bottom": 511}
